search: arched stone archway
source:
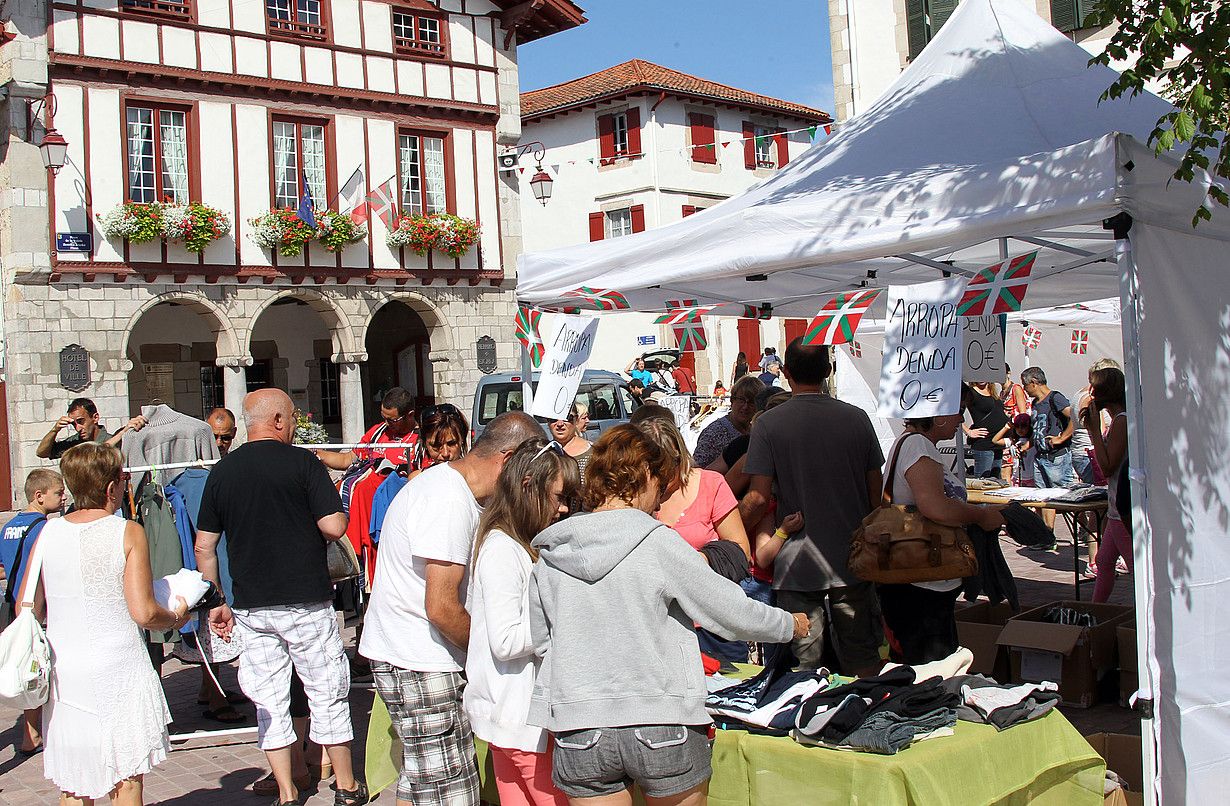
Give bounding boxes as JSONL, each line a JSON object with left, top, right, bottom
{"left": 362, "top": 299, "right": 437, "bottom": 427}
{"left": 122, "top": 294, "right": 241, "bottom": 418}
{"left": 358, "top": 291, "right": 455, "bottom": 357}
{"left": 243, "top": 289, "right": 358, "bottom": 360}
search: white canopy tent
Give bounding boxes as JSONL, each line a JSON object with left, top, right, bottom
{"left": 518, "top": 1, "right": 1230, "bottom": 802}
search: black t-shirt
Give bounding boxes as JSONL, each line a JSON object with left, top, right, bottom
{"left": 966, "top": 390, "right": 1009, "bottom": 452}
{"left": 197, "top": 439, "right": 343, "bottom": 609}
{"left": 722, "top": 434, "right": 752, "bottom": 469}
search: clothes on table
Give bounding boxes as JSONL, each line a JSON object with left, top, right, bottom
{"left": 121, "top": 404, "right": 217, "bottom": 467}
{"left": 836, "top": 706, "right": 956, "bottom": 754}
{"left": 793, "top": 672, "right": 960, "bottom": 755}
{"left": 942, "top": 674, "right": 1062, "bottom": 730}
{"left": 706, "top": 661, "right": 831, "bottom": 731}
{"left": 881, "top": 646, "right": 973, "bottom": 681}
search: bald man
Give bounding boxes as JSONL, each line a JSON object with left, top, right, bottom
{"left": 207, "top": 407, "right": 237, "bottom": 456}
{"left": 195, "top": 389, "right": 367, "bottom": 806}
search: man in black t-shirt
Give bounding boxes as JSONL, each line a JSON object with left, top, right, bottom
{"left": 195, "top": 389, "right": 368, "bottom": 806}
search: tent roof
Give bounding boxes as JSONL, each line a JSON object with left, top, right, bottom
{"left": 516, "top": 0, "right": 1175, "bottom": 317}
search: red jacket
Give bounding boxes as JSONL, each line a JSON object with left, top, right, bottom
{"left": 671, "top": 366, "right": 696, "bottom": 394}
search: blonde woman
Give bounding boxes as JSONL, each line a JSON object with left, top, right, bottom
{"left": 464, "top": 440, "right": 581, "bottom": 806}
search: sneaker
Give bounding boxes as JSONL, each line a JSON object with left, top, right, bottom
{"left": 1115, "top": 558, "right": 1129, "bottom": 576}
{"left": 334, "top": 781, "right": 369, "bottom": 806}
{"left": 1082, "top": 562, "right": 1098, "bottom": 579}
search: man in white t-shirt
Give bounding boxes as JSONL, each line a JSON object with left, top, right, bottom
{"left": 359, "top": 411, "right": 542, "bottom": 806}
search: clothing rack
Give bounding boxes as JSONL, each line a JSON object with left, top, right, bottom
{"left": 123, "top": 443, "right": 405, "bottom": 474}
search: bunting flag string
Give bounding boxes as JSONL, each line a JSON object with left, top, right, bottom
{"left": 1071, "top": 329, "right": 1088, "bottom": 355}
{"left": 802, "top": 289, "right": 881, "bottom": 345}
{"left": 514, "top": 304, "right": 545, "bottom": 367}
{"left": 563, "top": 286, "right": 630, "bottom": 311}
{"left": 957, "top": 251, "right": 1038, "bottom": 316}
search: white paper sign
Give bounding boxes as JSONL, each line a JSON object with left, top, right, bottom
{"left": 877, "top": 279, "right": 965, "bottom": 418}
{"left": 530, "top": 315, "right": 600, "bottom": 421}
{"left": 962, "top": 314, "right": 1005, "bottom": 382}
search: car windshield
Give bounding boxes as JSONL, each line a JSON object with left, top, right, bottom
{"left": 477, "top": 381, "right": 620, "bottom": 425}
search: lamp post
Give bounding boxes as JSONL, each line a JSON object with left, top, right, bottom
{"left": 28, "top": 93, "right": 69, "bottom": 175}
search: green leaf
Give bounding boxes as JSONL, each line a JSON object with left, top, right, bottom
{"left": 1175, "top": 111, "right": 1196, "bottom": 141}
{"left": 1157, "top": 128, "right": 1177, "bottom": 151}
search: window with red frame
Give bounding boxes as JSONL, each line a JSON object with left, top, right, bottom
{"left": 688, "top": 112, "right": 717, "bottom": 164}
{"left": 398, "top": 131, "right": 449, "bottom": 216}
{"left": 392, "top": 9, "right": 448, "bottom": 57}
{"left": 125, "top": 104, "right": 192, "bottom": 204}
{"left": 266, "top": 0, "right": 327, "bottom": 40}
{"left": 272, "top": 118, "right": 328, "bottom": 209}
{"left": 597, "top": 108, "right": 642, "bottom": 164}
{"left": 120, "top": 0, "right": 191, "bottom": 20}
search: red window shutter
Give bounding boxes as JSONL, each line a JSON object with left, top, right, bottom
{"left": 679, "top": 351, "right": 696, "bottom": 375}
{"left": 737, "top": 318, "right": 762, "bottom": 361}
{"left": 681, "top": 204, "right": 697, "bottom": 218}
{"left": 589, "top": 211, "right": 605, "bottom": 241}
{"left": 630, "top": 204, "right": 646, "bottom": 233}
{"left": 742, "top": 121, "right": 756, "bottom": 169}
{"left": 775, "top": 128, "right": 790, "bottom": 167}
{"left": 598, "top": 114, "right": 615, "bottom": 164}
{"left": 784, "top": 318, "right": 807, "bottom": 347}
{"left": 626, "top": 107, "right": 642, "bottom": 158}
{"left": 690, "top": 113, "right": 716, "bottom": 164}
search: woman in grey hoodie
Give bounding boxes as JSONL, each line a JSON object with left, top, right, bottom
{"left": 529, "top": 425, "right": 808, "bottom": 805}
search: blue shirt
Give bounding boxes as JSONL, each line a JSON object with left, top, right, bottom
{"left": 370, "top": 473, "right": 408, "bottom": 544}
{"left": 1, "top": 512, "right": 48, "bottom": 603}
{"left": 629, "top": 369, "right": 653, "bottom": 386}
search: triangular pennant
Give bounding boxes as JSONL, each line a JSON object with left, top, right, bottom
{"left": 514, "top": 304, "right": 545, "bottom": 368}
{"left": 1071, "top": 329, "right": 1089, "bottom": 355}
{"left": 721, "top": 141, "right": 732, "bottom": 148}
{"left": 823, "top": 124, "right": 833, "bottom": 135}
{"left": 958, "top": 251, "right": 1038, "bottom": 316}
{"left": 802, "top": 289, "right": 881, "bottom": 345}
{"left": 518, "top": 167, "right": 525, "bottom": 175}
{"left": 807, "top": 125, "right": 818, "bottom": 139}
{"left": 563, "top": 286, "right": 630, "bottom": 311}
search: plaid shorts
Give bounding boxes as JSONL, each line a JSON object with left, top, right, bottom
{"left": 371, "top": 663, "right": 480, "bottom": 805}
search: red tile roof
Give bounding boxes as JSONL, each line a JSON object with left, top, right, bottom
{"left": 521, "top": 59, "right": 830, "bottom": 122}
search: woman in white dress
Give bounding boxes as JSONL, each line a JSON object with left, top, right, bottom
{"left": 23, "top": 442, "right": 190, "bottom": 805}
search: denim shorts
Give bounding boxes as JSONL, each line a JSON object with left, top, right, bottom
{"left": 551, "top": 724, "right": 712, "bottom": 799}
{"left": 1036, "top": 449, "right": 1075, "bottom": 488}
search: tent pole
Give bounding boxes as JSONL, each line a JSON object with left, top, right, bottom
{"left": 521, "top": 342, "right": 535, "bottom": 412}
{"left": 1109, "top": 211, "right": 1158, "bottom": 806}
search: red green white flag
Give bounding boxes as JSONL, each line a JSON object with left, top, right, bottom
{"left": 1022, "top": 325, "right": 1042, "bottom": 349}
{"left": 958, "top": 251, "right": 1037, "bottom": 316}
{"left": 803, "top": 289, "right": 881, "bottom": 345}
{"left": 563, "top": 286, "right": 630, "bottom": 311}
{"left": 741, "top": 304, "right": 772, "bottom": 320}
{"left": 1071, "top": 329, "right": 1088, "bottom": 355}
{"left": 514, "top": 304, "right": 545, "bottom": 367}
{"left": 674, "top": 323, "right": 708, "bottom": 352}
{"left": 654, "top": 299, "right": 716, "bottom": 325}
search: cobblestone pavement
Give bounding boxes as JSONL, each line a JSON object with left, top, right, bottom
{"left": 0, "top": 522, "right": 1139, "bottom": 803}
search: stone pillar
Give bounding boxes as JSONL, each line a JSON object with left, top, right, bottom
{"left": 336, "top": 353, "right": 368, "bottom": 445}
{"left": 218, "top": 357, "right": 251, "bottom": 444}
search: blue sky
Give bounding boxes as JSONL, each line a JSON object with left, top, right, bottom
{"left": 518, "top": 0, "right": 835, "bottom": 114}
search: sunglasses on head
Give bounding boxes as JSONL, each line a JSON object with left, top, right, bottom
{"left": 419, "top": 403, "right": 460, "bottom": 421}
{"left": 531, "top": 440, "right": 566, "bottom": 462}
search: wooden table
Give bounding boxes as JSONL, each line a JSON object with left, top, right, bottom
{"left": 968, "top": 490, "right": 1108, "bottom": 600}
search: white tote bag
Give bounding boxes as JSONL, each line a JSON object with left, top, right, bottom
{"left": 0, "top": 536, "right": 51, "bottom": 709}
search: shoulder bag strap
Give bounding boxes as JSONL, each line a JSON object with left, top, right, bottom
{"left": 13, "top": 527, "right": 49, "bottom": 610}
{"left": 4, "top": 516, "right": 46, "bottom": 604}
{"left": 882, "top": 433, "right": 926, "bottom": 507}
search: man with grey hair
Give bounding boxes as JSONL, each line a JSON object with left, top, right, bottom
{"left": 360, "top": 411, "right": 541, "bottom": 806}
{"left": 693, "top": 374, "right": 765, "bottom": 467}
{"left": 196, "top": 389, "right": 368, "bottom": 806}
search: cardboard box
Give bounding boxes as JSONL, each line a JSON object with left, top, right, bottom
{"left": 1086, "top": 732, "right": 1143, "bottom": 806}
{"left": 996, "top": 601, "right": 1133, "bottom": 707}
{"left": 1118, "top": 620, "right": 1138, "bottom": 708}
{"left": 955, "top": 601, "right": 1018, "bottom": 680}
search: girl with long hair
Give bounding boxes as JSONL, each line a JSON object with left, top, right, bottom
{"left": 464, "top": 439, "right": 581, "bottom": 806}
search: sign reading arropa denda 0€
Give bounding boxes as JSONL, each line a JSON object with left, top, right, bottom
{"left": 530, "top": 314, "right": 599, "bottom": 421}
{"left": 877, "top": 278, "right": 965, "bottom": 419}
{"left": 59, "top": 344, "right": 91, "bottom": 392}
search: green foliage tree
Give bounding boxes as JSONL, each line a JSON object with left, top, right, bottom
{"left": 1088, "top": 1, "right": 1229, "bottom": 225}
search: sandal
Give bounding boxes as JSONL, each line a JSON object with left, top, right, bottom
{"left": 254, "top": 772, "right": 312, "bottom": 796}
{"left": 334, "top": 781, "right": 369, "bottom": 806}
{"left": 202, "top": 705, "right": 247, "bottom": 724}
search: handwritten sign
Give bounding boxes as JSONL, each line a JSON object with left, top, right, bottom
{"left": 530, "top": 314, "right": 600, "bottom": 421}
{"left": 962, "top": 314, "right": 1005, "bottom": 383}
{"left": 877, "top": 279, "right": 965, "bottom": 418}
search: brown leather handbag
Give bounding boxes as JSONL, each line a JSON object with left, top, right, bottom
{"left": 849, "top": 433, "right": 978, "bottom": 584}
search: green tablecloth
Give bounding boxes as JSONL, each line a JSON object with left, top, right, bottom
{"left": 365, "top": 692, "right": 1104, "bottom": 805}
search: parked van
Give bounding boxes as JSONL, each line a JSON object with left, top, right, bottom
{"left": 472, "top": 370, "right": 634, "bottom": 440}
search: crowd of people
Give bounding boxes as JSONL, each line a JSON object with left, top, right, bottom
{"left": 0, "top": 335, "right": 1133, "bottom": 805}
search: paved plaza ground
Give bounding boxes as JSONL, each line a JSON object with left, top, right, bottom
{"left": 0, "top": 525, "right": 1137, "bottom": 804}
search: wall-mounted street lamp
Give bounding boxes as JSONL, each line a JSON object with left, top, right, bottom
{"left": 28, "top": 93, "right": 69, "bottom": 174}
{"left": 501, "top": 140, "right": 552, "bottom": 206}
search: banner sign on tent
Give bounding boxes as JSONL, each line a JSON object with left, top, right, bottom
{"left": 1071, "top": 329, "right": 1089, "bottom": 354}
{"left": 514, "top": 304, "right": 545, "bottom": 368}
{"left": 877, "top": 278, "right": 965, "bottom": 418}
{"left": 803, "top": 289, "right": 881, "bottom": 345}
{"left": 957, "top": 251, "right": 1037, "bottom": 316}
{"left": 961, "top": 314, "right": 1005, "bottom": 382}
{"left": 563, "top": 287, "right": 630, "bottom": 311}
{"left": 1022, "top": 325, "right": 1042, "bottom": 349}
{"left": 530, "top": 315, "right": 600, "bottom": 421}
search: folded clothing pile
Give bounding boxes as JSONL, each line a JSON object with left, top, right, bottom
{"left": 792, "top": 667, "right": 960, "bottom": 754}
{"left": 706, "top": 645, "right": 830, "bottom": 734}
{"left": 943, "top": 675, "right": 1061, "bottom": 730}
